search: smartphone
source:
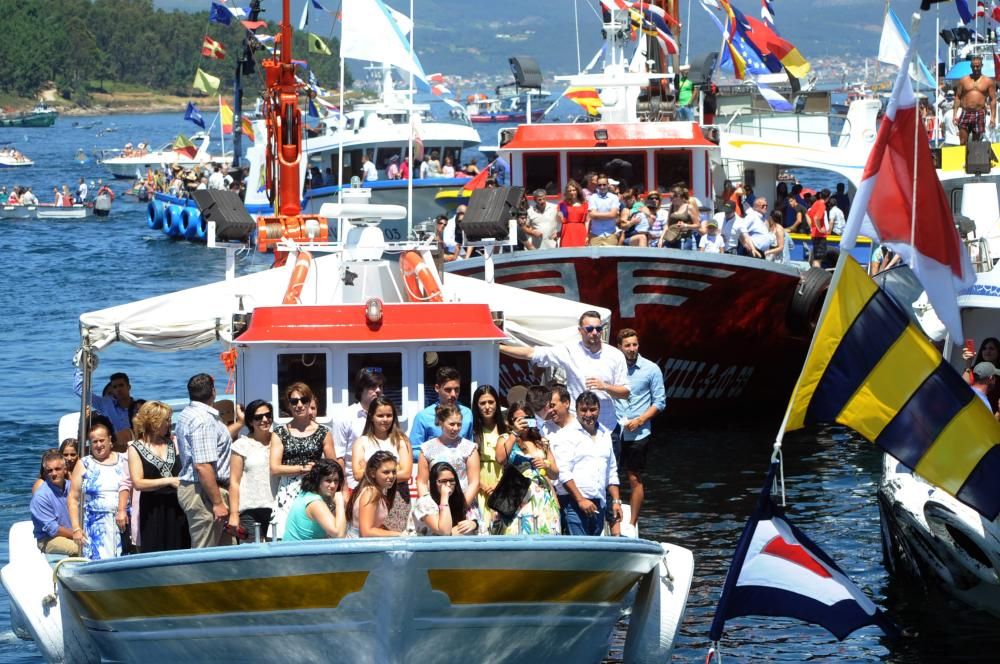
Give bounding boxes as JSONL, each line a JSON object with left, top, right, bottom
{"left": 522, "top": 417, "right": 537, "bottom": 428}
{"left": 966, "top": 339, "right": 977, "bottom": 355}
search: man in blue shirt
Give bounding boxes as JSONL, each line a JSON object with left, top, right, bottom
{"left": 30, "top": 450, "right": 79, "bottom": 555}
{"left": 408, "top": 366, "right": 473, "bottom": 460}
{"left": 73, "top": 369, "right": 143, "bottom": 435}
{"left": 613, "top": 328, "right": 666, "bottom": 533}
{"left": 587, "top": 174, "right": 621, "bottom": 246}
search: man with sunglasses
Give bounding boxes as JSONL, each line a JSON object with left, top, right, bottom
{"left": 586, "top": 175, "right": 621, "bottom": 247}
{"left": 500, "top": 310, "right": 629, "bottom": 433}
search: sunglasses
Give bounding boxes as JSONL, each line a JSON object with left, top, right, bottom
{"left": 288, "top": 396, "right": 311, "bottom": 406}
{"left": 583, "top": 325, "right": 604, "bottom": 333}
{"left": 436, "top": 478, "right": 457, "bottom": 485}
{"left": 252, "top": 412, "right": 273, "bottom": 422}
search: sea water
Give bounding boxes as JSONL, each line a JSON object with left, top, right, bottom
{"left": 0, "top": 114, "right": 996, "bottom": 662}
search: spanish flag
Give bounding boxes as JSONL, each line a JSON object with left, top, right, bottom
{"left": 219, "top": 96, "right": 234, "bottom": 134}
{"left": 785, "top": 257, "right": 1000, "bottom": 519}
{"left": 241, "top": 116, "right": 255, "bottom": 143}
{"left": 564, "top": 87, "right": 602, "bottom": 117}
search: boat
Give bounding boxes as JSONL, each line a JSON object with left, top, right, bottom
{"left": 0, "top": 204, "right": 36, "bottom": 219}
{"left": 0, "top": 144, "right": 33, "bottom": 168}
{"left": 465, "top": 89, "right": 552, "bottom": 124}
{"left": 98, "top": 133, "right": 230, "bottom": 180}
{"left": 35, "top": 204, "right": 92, "bottom": 220}
{"left": 0, "top": 102, "right": 57, "bottom": 128}
{"left": 447, "top": 6, "right": 835, "bottom": 423}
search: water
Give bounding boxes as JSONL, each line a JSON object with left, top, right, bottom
{"left": 0, "top": 114, "right": 996, "bottom": 662}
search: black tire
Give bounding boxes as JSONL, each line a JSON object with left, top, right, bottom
{"left": 787, "top": 267, "right": 831, "bottom": 335}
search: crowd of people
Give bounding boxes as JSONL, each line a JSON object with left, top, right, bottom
{"left": 130, "top": 162, "right": 244, "bottom": 200}
{"left": 2, "top": 178, "right": 113, "bottom": 207}
{"left": 31, "top": 313, "right": 666, "bottom": 557}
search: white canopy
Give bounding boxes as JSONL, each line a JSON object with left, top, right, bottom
{"left": 79, "top": 253, "right": 610, "bottom": 354}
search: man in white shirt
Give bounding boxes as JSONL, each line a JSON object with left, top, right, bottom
{"left": 738, "top": 197, "right": 771, "bottom": 258}
{"left": 361, "top": 153, "right": 378, "bottom": 182}
{"left": 525, "top": 188, "right": 561, "bottom": 249}
{"left": 551, "top": 391, "right": 622, "bottom": 535}
{"left": 717, "top": 201, "right": 740, "bottom": 253}
{"left": 499, "top": 310, "right": 630, "bottom": 432}
{"left": 332, "top": 368, "right": 384, "bottom": 488}
{"left": 208, "top": 164, "right": 226, "bottom": 190}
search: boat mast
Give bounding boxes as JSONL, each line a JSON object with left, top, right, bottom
{"left": 233, "top": 0, "right": 264, "bottom": 170}
{"left": 262, "top": 0, "right": 304, "bottom": 217}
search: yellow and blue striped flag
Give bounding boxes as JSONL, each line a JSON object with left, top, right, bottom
{"left": 786, "top": 256, "right": 1000, "bottom": 519}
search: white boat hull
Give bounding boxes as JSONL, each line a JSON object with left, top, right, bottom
{"left": 878, "top": 454, "right": 1000, "bottom": 616}
{"left": 0, "top": 204, "right": 36, "bottom": 219}
{"left": 101, "top": 153, "right": 231, "bottom": 180}
{"left": 35, "top": 205, "right": 91, "bottom": 220}
{"left": 4, "top": 523, "right": 692, "bottom": 664}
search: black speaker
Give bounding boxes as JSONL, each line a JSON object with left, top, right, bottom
{"left": 688, "top": 52, "right": 718, "bottom": 87}
{"left": 462, "top": 187, "right": 524, "bottom": 242}
{"left": 193, "top": 190, "right": 256, "bottom": 242}
{"left": 509, "top": 57, "right": 542, "bottom": 89}
{"left": 966, "top": 139, "right": 994, "bottom": 176}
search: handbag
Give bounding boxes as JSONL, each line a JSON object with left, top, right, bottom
{"left": 486, "top": 463, "right": 531, "bottom": 519}
{"left": 662, "top": 223, "right": 682, "bottom": 244}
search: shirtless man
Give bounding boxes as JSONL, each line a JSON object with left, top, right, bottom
{"left": 954, "top": 56, "right": 997, "bottom": 146}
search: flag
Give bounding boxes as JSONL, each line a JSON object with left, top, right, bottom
{"left": 757, "top": 84, "right": 792, "bottom": 112}
{"left": 219, "top": 96, "right": 234, "bottom": 134}
{"left": 638, "top": 6, "right": 679, "bottom": 54}
{"left": 241, "top": 116, "right": 255, "bottom": 143}
{"left": 340, "top": 0, "right": 426, "bottom": 83}
{"left": 956, "top": 0, "right": 974, "bottom": 23}
{"left": 565, "top": 87, "right": 603, "bottom": 116}
{"left": 312, "top": 0, "right": 328, "bottom": 9}
{"left": 784, "top": 257, "right": 1000, "bottom": 519}
{"left": 878, "top": 8, "right": 937, "bottom": 89}
{"left": 201, "top": 34, "right": 226, "bottom": 60}
{"left": 308, "top": 98, "right": 320, "bottom": 118}
{"left": 977, "top": 0, "right": 987, "bottom": 17}
{"left": 173, "top": 134, "right": 197, "bottom": 159}
{"left": 761, "top": 0, "right": 775, "bottom": 26}
{"left": 209, "top": 2, "right": 232, "bottom": 25}
{"left": 192, "top": 68, "right": 221, "bottom": 94}
{"left": 308, "top": 32, "right": 332, "bottom": 55}
{"left": 462, "top": 162, "right": 493, "bottom": 193}
{"left": 184, "top": 101, "right": 205, "bottom": 129}
{"left": 226, "top": 5, "right": 248, "bottom": 19}
{"left": 242, "top": 20, "right": 266, "bottom": 31}
{"left": 737, "top": 9, "right": 811, "bottom": 78}
{"left": 994, "top": 6, "right": 1000, "bottom": 22}
{"left": 840, "top": 30, "right": 974, "bottom": 343}
{"left": 298, "top": 0, "right": 310, "bottom": 30}
{"left": 701, "top": 3, "right": 755, "bottom": 79}
{"left": 709, "top": 461, "right": 898, "bottom": 643}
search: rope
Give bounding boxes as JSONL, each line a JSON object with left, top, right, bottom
{"left": 43, "top": 557, "right": 90, "bottom": 606}
{"left": 220, "top": 347, "right": 238, "bottom": 395}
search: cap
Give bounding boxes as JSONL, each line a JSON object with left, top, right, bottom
{"left": 706, "top": 218, "right": 719, "bottom": 227}
{"left": 679, "top": 64, "right": 691, "bottom": 72}
{"left": 722, "top": 201, "right": 736, "bottom": 213}
{"left": 973, "top": 361, "right": 1000, "bottom": 380}
{"left": 608, "top": 177, "right": 619, "bottom": 186}
{"left": 646, "top": 190, "right": 661, "bottom": 199}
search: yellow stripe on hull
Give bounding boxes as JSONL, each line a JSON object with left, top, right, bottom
{"left": 428, "top": 569, "right": 643, "bottom": 604}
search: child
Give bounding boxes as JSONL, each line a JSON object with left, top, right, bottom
{"left": 699, "top": 219, "right": 726, "bottom": 253}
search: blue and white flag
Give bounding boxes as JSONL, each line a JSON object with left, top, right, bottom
{"left": 702, "top": 3, "right": 773, "bottom": 77}
{"left": 757, "top": 84, "right": 792, "bottom": 112}
{"left": 709, "top": 462, "right": 897, "bottom": 645}
{"left": 956, "top": 0, "right": 974, "bottom": 23}
{"left": 878, "top": 8, "right": 936, "bottom": 89}
{"left": 761, "top": 0, "right": 775, "bottom": 27}
{"left": 184, "top": 101, "right": 206, "bottom": 129}
{"left": 209, "top": 2, "right": 232, "bottom": 25}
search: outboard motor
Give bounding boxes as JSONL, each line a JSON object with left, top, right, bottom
{"left": 93, "top": 193, "right": 112, "bottom": 217}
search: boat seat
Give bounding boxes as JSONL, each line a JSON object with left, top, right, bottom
{"left": 214, "top": 399, "right": 236, "bottom": 425}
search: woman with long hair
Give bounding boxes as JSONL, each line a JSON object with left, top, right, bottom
{"left": 351, "top": 397, "right": 413, "bottom": 531}
{"left": 494, "top": 401, "right": 561, "bottom": 535}
{"left": 270, "top": 382, "right": 336, "bottom": 539}
{"left": 346, "top": 451, "right": 402, "bottom": 538}
{"left": 283, "top": 459, "right": 347, "bottom": 540}
{"left": 417, "top": 404, "right": 480, "bottom": 508}
{"left": 558, "top": 179, "right": 589, "bottom": 248}
{"left": 764, "top": 209, "right": 786, "bottom": 263}
{"left": 471, "top": 385, "right": 506, "bottom": 526}
{"left": 229, "top": 399, "right": 279, "bottom": 540}
{"left": 408, "top": 462, "right": 478, "bottom": 536}
{"left": 963, "top": 337, "right": 1000, "bottom": 412}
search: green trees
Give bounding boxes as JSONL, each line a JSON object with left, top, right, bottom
{"left": 0, "top": 0, "right": 346, "bottom": 102}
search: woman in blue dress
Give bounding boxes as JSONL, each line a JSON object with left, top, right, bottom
{"left": 68, "top": 421, "right": 131, "bottom": 559}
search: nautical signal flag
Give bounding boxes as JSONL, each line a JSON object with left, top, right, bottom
{"left": 219, "top": 96, "right": 234, "bottom": 134}
{"left": 760, "top": 0, "right": 775, "bottom": 26}
{"left": 184, "top": 101, "right": 205, "bottom": 129}
{"left": 193, "top": 68, "right": 221, "bottom": 95}
{"left": 565, "top": 87, "right": 602, "bottom": 116}
{"left": 173, "top": 134, "right": 197, "bottom": 159}
{"left": 977, "top": 0, "right": 987, "bottom": 17}
{"left": 841, "top": 19, "right": 974, "bottom": 343}
{"left": 209, "top": 2, "right": 232, "bottom": 25}
{"left": 308, "top": 33, "right": 332, "bottom": 55}
{"left": 784, "top": 256, "right": 1000, "bottom": 520}
{"left": 709, "top": 462, "right": 897, "bottom": 646}
{"left": 736, "top": 8, "right": 811, "bottom": 78}
{"left": 201, "top": 35, "right": 226, "bottom": 60}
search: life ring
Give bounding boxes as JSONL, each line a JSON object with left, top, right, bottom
{"left": 786, "top": 267, "right": 831, "bottom": 336}
{"left": 399, "top": 250, "right": 443, "bottom": 302}
{"left": 282, "top": 251, "right": 313, "bottom": 304}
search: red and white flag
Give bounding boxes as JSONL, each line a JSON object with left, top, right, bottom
{"left": 977, "top": 1, "right": 987, "bottom": 17}
{"left": 201, "top": 35, "right": 226, "bottom": 60}
{"left": 840, "top": 18, "right": 975, "bottom": 342}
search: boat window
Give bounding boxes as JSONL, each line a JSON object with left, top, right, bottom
{"left": 277, "top": 352, "right": 329, "bottom": 417}
{"left": 654, "top": 152, "right": 692, "bottom": 191}
{"left": 347, "top": 352, "right": 403, "bottom": 410}
{"left": 422, "top": 350, "right": 472, "bottom": 407}
{"left": 523, "top": 153, "right": 561, "bottom": 195}
{"left": 567, "top": 152, "right": 647, "bottom": 193}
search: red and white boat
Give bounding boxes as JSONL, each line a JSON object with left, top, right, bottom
{"left": 448, "top": 5, "right": 824, "bottom": 424}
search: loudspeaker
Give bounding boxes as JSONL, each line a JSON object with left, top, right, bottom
{"left": 509, "top": 57, "right": 542, "bottom": 89}
{"left": 462, "top": 187, "right": 524, "bottom": 242}
{"left": 966, "top": 139, "right": 994, "bottom": 176}
{"left": 193, "top": 190, "right": 256, "bottom": 242}
{"left": 688, "top": 52, "right": 718, "bottom": 87}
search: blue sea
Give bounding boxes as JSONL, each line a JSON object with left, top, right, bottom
{"left": 0, "top": 113, "right": 995, "bottom": 662}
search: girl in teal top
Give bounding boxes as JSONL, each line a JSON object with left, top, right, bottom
{"left": 283, "top": 460, "right": 347, "bottom": 541}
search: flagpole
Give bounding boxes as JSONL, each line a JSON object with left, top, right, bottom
{"left": 573, "top": 0, "right": 582, "bottom": 73}
{"left": 407, "top": 0, "right": 414, "bottom": 238}
{"left": 683, "top": 0, "right": 692, "bottom": 65}
{"left": 935, "top": 2, "right": 942, "bottom": 142}
{"left": 338, "top": 50, "right": 344, "bottom": 207}
{"left": 218, "top": 95, "right": 226, "bottom": 159}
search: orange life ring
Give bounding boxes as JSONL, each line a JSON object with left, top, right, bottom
{"left": 399, "top": 250, "right": 443, "bottom": 302}
{"left": 282, "top": 250, "right": 313, "bottom": 304}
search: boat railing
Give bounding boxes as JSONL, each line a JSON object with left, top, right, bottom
{"left": 965, "top": 236, "right": 994, "bottom": 273}
{"left": 724, "top": 107, "right": 853, "bottom": 149}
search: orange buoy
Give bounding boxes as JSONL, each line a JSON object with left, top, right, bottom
{"left": 282, "top": 250, "right": 313, "bottom": 304}
{"left": 399, "top": 250, "right": 443, "bottom": 302}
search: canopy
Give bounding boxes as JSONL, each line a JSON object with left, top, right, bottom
{"left": 79, "top": 253, "right": 610, "bottom": 354}
{"left": 944, "top": 60, "right": 996, "bottom": 81}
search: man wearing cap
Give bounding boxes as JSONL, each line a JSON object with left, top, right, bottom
{"left": 716, "top": 201, "right": 740, "bottom": 254}
{"left": 698, "top": 217, "right": 725, "bottom": 253}
{"left": 675, "top": 65, "right": 696, "bottom": 121}
{"left": 971, "top": 362, "right": 1000, "bottom": 414}
{"left": 587, "top": 174, "right": 622, "bottom": 247}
